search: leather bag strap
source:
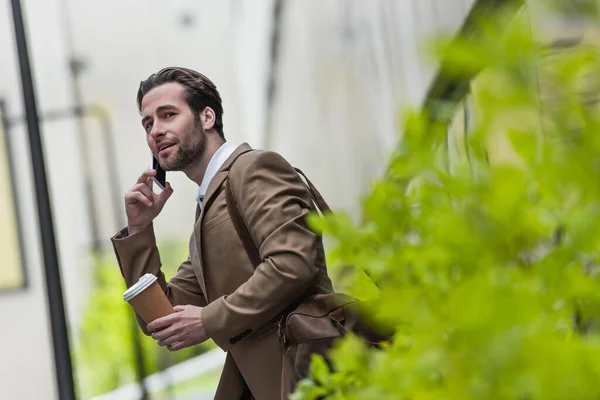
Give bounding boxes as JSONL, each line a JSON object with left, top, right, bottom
{"left": 225, "top": 155, "right": 330, "bottom": 269}
{"left": 293, "top": 168, "right": 331, "bottom": 214}
{"left": 226, "top": 178, "right": 262, "bottom": 268}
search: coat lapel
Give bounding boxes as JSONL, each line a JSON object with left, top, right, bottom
{"left": 189, "top": 206, "right": 207, "bottom": 297}
{"left": 192, "top": 143, "right": 253, "bottom": 300}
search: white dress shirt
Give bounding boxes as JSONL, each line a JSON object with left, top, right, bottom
{"left": 196, "top": 141, "right": 237, "bottom": 207}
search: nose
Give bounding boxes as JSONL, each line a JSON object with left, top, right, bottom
{"left": 150, "top": 121, "right": 166, "bottom": 141}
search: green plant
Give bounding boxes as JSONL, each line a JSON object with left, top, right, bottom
{"left": 295, "top": 3, "right": 600, "bottom": 399}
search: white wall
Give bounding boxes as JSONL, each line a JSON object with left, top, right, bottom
{"left": 268, "top": 0, "right": 476, "bottom": 215}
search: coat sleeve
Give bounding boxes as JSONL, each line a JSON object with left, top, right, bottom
{"left": 111, "top": 224, "right": 207, "bottom": 335}
{"left": 201, "top": 151, "right": 319, "bottom": 350}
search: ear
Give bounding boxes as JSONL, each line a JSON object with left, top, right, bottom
{"left": 200, "top": 107, "right": 216, "bottom": 131}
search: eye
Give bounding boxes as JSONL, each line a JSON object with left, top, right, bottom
{"left": 144, "top": 121, "right": 153, "bottom": 132}
{"left": 164, "top": 112, "right": 175, "bottom": 119}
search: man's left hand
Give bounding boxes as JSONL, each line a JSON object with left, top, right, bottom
{"left": 147, "top": 305, "right": 208, "bottom": 351}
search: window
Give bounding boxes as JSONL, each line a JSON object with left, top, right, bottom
{"left": 0, "top": 111, "right": 25, "bottom": 290}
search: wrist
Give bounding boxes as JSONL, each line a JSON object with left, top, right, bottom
{"left": 127, "top": 223, "right": 150, "bottom": 236}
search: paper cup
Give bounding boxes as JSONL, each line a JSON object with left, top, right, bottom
{"left": 123, "top": 273, "right": 174, "bottom": 323}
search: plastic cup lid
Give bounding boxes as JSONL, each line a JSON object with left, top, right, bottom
{"left": 123, "top": 273, "right": 158, "bottom": 302}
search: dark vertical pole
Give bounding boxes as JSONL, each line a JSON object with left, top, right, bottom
{"left": 3, "top": 102, "right": 151, "bottom": 397}
{"left": 9, "top": 1, "right": 76, "bottom": 399}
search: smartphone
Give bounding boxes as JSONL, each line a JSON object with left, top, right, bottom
{"left": 151, "top": 155, "right": 166, "bottom": 190}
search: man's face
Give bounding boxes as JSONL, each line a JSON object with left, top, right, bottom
{"left": 141, "top": 82, "right": 206, "bottom": 171}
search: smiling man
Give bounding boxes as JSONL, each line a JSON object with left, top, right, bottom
{"left": 111, "top": 67, "right": 334, "bottom": 400}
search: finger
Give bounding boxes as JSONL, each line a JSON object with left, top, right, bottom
{"left": 173, "top": 305, "right": 186, "bottom": 312}
{"left": 131, "top": 183, "right": 155, "bottom": 201}
{"left": 136, "top": 169, "right": 156, "bottom": 184}
{"left": 157, "top": 332, "right": 181, "bottom": 347}
{"left": 168, "top": 341, "right": 188, "bottom": 351}
{"left": 125, "top": 191, "right": 153, "bottom": 207}
{"left": 147, "top": 313, "right": 178, "bottom": 332}
{"left": 151, "top": 325, "right": 177, "bottom": 341}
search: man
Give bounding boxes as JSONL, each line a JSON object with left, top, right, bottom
{"left": 111, "top": 67, "right": 334, "bottom": 399}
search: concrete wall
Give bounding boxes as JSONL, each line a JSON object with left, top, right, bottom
{"left": 267, "top": 0, "right": 476, "bottom": 214}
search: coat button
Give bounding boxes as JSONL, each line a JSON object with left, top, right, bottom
{"left": 229, "top": 338, "right": 236, "bottom": 344}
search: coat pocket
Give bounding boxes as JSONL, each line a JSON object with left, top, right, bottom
{"left": 203, "top": 212, "right": 231, "bottom": 233}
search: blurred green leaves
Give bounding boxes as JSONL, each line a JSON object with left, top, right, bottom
{"left": 300, "top": 3, "right": 600, "bottom": 399}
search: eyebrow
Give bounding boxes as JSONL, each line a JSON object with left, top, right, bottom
{"left": 141, "top": 104, "right": 178, "bottom": 127}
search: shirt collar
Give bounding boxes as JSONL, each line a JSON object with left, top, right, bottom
{"left": 196, "top": 141, "right": 237, "bottom": 204}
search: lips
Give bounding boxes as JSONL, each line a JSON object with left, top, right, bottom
{"left": 158, "top": 143, "right": 176, "bottom": 156}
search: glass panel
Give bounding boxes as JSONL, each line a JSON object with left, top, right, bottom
{"left": 0, "top": 117, "right": 24, "bottom": 290}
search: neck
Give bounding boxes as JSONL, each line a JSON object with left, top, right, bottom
{"left": 184, "top": 134, "right": 225, "bottom": 185}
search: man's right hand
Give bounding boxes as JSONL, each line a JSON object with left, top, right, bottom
{"left": 125, "top": 169, "right": 174, "bottom": 236}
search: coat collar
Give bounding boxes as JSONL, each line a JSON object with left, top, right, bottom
{"left": 201, "top": 142, "right": 253, "bottom": 211}
{"left": 220, "top": 142, "right": 253, "bottom": 172}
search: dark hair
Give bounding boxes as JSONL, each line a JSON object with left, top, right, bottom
{"left": 137, "top": 67, "right": 225, "bottom": 139}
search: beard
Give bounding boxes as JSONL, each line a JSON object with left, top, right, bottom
{"left": 161, "top": 118, "right": 206, "bottom": 171}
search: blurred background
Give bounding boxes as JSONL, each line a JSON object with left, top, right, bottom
{"left": 0, "top": 0, "right": 593, "bottom": 399}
